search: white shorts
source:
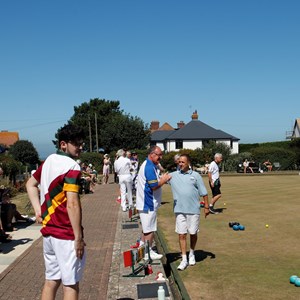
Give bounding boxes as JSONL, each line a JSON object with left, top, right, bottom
{"left": 175, "top": 213, "right": 200, "bottom": 235}
{"left": 43, "top": 236, "right": 86, "bottom": 285}
{"left": 139, "top": 210, "right": 157, "bottom": 234}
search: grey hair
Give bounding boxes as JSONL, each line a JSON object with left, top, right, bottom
{"left": 116, "top": 149, "right": 125, "bottom": 157}
{"left": 174, "top": 154, "right": 180, "bottom": 160}
{"left": 148, "top": 145, "right": 159, "bottom": 154}
{"left": 214, "top": 153, "right": 223, "bottom": 159}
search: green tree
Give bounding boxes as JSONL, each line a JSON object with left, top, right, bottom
{"left": 0, "top": 155, "right": 23, "bottom": 185}
{"left": 202, "top": 141, "right": 232, "bottom": 171}
{"left": 9, "top": 140, "right": 39, "bottom": 165}
{"left": 105, "top": 113, "right": 150, "bottom": 151}
{"left": 252, "top": 146, "right": 297, "bottom": 170}
{"left": 79, "top": 152, "right": 103, "bottom": 173}
{"left": 55, "top": 98, "right": 150, "bottom": 152}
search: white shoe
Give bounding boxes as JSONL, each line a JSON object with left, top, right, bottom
{"left": 122, "top": 207, "right": 127, "bottom": 212}
{"left": 144, "top": 250, "right": 163, "bottom": 260}
{"left": 189, "top": 255, "right": 196, "bottom": 266}
{"left": 177, "top": 260, "right": 188, "bottom": 271}
{"left": 150, "top": 250, "right": 163, "bottom": 260}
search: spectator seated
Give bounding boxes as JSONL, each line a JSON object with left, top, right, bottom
{"left": 263, "top": 160, "right": 273, "bottom": 172}
{"left": 0, "top": 189, "right": 35, "bottom": 232}
{"left": 0, "top": 187, "right": 12, "bottom": 243}
{"left": 79, "top": 162, "right": 95, "bottom": 194}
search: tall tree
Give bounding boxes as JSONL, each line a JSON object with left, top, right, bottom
{"left": 55, "top": 98, "right": 150, "bottom": 152}
{"left": 9, "top": 140, "right": 39, "bottom": 165}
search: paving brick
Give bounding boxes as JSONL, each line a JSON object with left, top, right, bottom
{"left": 0, "top": 181, "right": 173, "bottom": 299}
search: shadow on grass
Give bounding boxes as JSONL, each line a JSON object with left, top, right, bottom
{"left": 194, "top": 249, "right": 216, "bottom": 262}
{"left": 166, "top": 249, "right": 216, "bottom": 264}
{"left": 163, "top": 250, "right": 215, "bottom": 278}
{"left": 214, "top": 207, "right": 226, "bottom": 214}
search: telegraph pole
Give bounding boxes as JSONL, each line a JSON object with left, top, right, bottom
{"left": 88, "top": 116, "right": 92, "bottom": 152}
{"left": 95, "top": 112, "right": 99, "bottom": 153}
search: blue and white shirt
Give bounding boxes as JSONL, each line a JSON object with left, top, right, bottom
{"left": 169, "top": 169, "right": 207, "bottom": 215}
{"left": 136, "top": 159, "right": 161, "bottom": 212}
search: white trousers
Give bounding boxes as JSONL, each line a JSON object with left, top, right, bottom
{"left": 118, "top": 174, "right": 133, "bottom": 209}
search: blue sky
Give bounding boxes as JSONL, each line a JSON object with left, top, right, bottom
{"left": 1, "top": 1, "right": 299, "bottom": 159}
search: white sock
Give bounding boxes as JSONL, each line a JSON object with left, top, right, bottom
{"left": 189, "top": 249, "right": 194, "bottom": 257}
{"left": 182, "top": 254, "right": 187, "bottom": 262}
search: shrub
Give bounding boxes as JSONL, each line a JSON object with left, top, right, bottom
{"left": 252, "top": 147, "right": 297, "bottom": 170}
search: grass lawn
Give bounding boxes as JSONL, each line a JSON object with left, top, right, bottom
{"left": 8, "top": 192, "right": 35, "bottom": 217}
{"left": 158, "top": 174, "right": 300, "bottom": 300}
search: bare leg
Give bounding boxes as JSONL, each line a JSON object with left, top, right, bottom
{"left": 179, "top": 233, "right": 187, "bottom": 256}
{"left": 63, "top": 283, "right": 79, "bottom": 300}
{"left": 211, "top": 194, "right": 221, "bottom": 206}
{"left": 190, "top": 234, "right": 197, "bottom": 251}
{"left": 142, "top": 232, "right": 154, "bottom": 248}
{"left": 41, "top": 279, "right": 61, "bottom": 300}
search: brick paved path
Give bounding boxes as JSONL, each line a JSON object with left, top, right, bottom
{"left": 0, "top": 182, "right": 120, "bottom": 300}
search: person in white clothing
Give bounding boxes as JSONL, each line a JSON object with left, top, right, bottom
{"left": 208, "top": 153, "right": 223, "bottom": 214}
{"left": 114, "top": 149, "right": 133, "bottom": 212}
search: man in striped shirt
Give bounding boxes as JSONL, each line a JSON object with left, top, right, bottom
{"left": 26, "top": 124, "right": 86, "bottom": 300}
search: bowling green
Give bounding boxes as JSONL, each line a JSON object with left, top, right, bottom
{"left": 158, "top": 173, "right": 300, "bottom": 300}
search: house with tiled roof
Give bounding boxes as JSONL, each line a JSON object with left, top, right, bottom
{"left": 0, "top": 131, "right": 19, "bottom": 147}
{"left": 150, "top": 110, "right": 239, "bottom": 154}
{"left": 291, "top": 119, "right": 300, "bottom": 138}
{"left": 286, "top": 119, "right": 300, "bottom": 140}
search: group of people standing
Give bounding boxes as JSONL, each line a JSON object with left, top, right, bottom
{"left": 134, "top": 146, "right": 223, "bottom": 270}
{"left": 102, "top": 150, "right": 138, "bottom": 185}
{"left": 25, "top": 123, "right": 224, "bottom": 299}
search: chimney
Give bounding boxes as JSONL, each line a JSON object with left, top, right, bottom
{"left": 177, "top": 121, "right": 185, "bottom": 129}
{"left": 150, "top": 120, "right": 160, "bottom": 131}
{"left": 191, "top": 110, "right": 198, "bottom": 120}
